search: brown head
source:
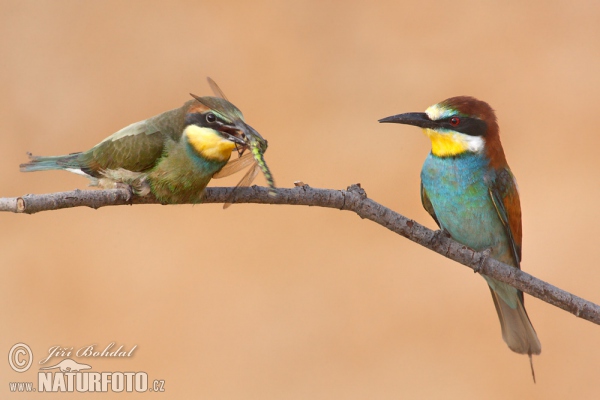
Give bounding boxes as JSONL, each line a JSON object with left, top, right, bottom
{"left": 379, "top": 96, "right": 507, "bottom": 168}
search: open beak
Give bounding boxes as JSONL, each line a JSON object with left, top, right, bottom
{"left": 378, "top": 112, "right": 438, "bottom": 130}
{"left": 218, "top": 122, "right": 248, "bottom": 146}
{"left": 221, "top": 131, "right": 247, "bottom": 146}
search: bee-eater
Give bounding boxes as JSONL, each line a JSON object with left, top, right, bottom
{"left": 379, "top": 97, "right": 541, "bottom": 365}
{"left": 20, "top": 90, "right": 268, "bottom": 204}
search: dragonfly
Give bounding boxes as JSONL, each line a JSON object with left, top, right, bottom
{"left": 207, "top": 78, "right": 277, "bottom": 208}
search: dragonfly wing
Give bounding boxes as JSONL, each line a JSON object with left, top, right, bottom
{"left": 207, "top": 77, "right": 229, "bottom": 100}
{"left": 213, "top": 152, "right": 255, "bottom": 179}
{"left": 223, "top": 163, "right": 260, "bottom": 209}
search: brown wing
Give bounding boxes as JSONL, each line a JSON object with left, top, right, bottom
{"left": 488, "top": 167, "right": 522, "bottom": 266}
{"left": 420, "top": 181, "right": 440, "bottom": 228}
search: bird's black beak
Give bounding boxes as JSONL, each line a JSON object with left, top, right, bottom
{"left": 378, "top": 112, "right": 438, "bottom": 130}
{"left": 217, "top": 122, "right": 248, "bottom": 146}
{"left": 220, "top": 129, "right": 247, "bottom": 146}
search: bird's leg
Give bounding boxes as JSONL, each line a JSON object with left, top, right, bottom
{"left": 98, "top": 169, "right": 151, "bottom": 198}
{"left": 473, "top": 247, "right": 494, "bottom": 274}
{"left": 91, "top": 178, "right": 134, "bottom": 203}
{"left": 114, "top": 182, "right": 135, "bottom": 204}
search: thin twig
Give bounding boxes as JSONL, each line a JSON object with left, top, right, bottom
{"left": 1, "top": 184, "right": 598, "bottom": 325}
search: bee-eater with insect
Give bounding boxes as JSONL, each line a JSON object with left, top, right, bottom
{"left": 379, "top": 96, "right": 541, "bottom": 377}
{"left": 20, "top": 78, "right": 276, "bottom": 204}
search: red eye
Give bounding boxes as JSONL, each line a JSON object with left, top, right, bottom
{"left": 449, "top": 117, "right": 460, "bottom": 126}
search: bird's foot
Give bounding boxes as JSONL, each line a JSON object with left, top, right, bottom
{"left": 129, "top": 179, "right": 151, "bottom": 197}
{"left": 114, "top": 183, "right": 135, "bottom": 204}
{"left": 99, "top": 169, "right": 151, "bottom": 199}
{"left": 473, "top": 247, "right": 494, "bottom": 274}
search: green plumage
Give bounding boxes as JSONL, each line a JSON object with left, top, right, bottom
{"left": 86, "top": 100, "right": 191, "bottom": 175}
{"left": 20, "top": 92, "right": 271, "bottom": 204}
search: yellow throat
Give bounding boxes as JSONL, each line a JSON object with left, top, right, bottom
{"left": 423, "top": 128, "right": 484, "bottom": 157}
{"left": 184, "top": 125, "right": 236, "bottom": 162}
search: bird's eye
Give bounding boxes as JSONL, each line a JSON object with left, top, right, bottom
{"left": 206, "top": 113, "right": 217, "bottom": 123}
{"left": 449, "top": 117, "right": 460, "bottom": 126}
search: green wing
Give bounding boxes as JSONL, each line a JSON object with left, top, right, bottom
{"left": 78, "top": 101, "right": 192, "bottom": 175}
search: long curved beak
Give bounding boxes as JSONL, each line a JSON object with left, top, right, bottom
{"left": 378, "top": 112, "right": 438, "bottom": 130}
{"left": 218, "top": 122, "right": 248, "bottom": 146}
{"left": 221, "top": 131, "right": 247, "bottom": 146}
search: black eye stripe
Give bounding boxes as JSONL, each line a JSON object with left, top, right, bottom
{"left": 185, "top": 112, "right": 228, "bottom": 127}
{"left": 438, "top": 116, "right": 487, "bottom": 137}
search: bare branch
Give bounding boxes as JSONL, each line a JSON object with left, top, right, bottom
{"left": 1, "top": 184, "right": 598, "bottom": 325}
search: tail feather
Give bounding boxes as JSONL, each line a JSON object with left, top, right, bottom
{"left": 489, "top": 287, "right": 541, "bottom": 356}
{"left": 490, "top": 288, "right": 541, "bottom": 382}
{"left": 20, "top": 152, "right": 82, "bottom": 172}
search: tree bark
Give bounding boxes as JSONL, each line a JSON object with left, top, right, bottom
{"left": 1, "top": 184, "right": 598, "bottom": 325}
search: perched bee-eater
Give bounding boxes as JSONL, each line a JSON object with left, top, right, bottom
{"left": 379, "top": 97, "right": 541, "bottom": 368}
{"left": 20, "top": 82, "right": 270, "bottom": 204}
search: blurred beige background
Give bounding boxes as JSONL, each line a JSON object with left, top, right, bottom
{"left": 1, "top": 0, "right": 599, "bottom": 398}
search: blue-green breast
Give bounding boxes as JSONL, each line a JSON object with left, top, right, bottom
{"left": 421, "top": 153, "right": 514, "bottom": 266}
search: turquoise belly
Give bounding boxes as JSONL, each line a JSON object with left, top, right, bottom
{"left": 421, "top": 152, "right": 519, "bottom": 307}
{"left": 421, "top": 153, "right": 509, "bottom": 261}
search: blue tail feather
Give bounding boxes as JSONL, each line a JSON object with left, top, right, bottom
{"left": 20, "top": 152, "right": 82, "bottom": 172}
